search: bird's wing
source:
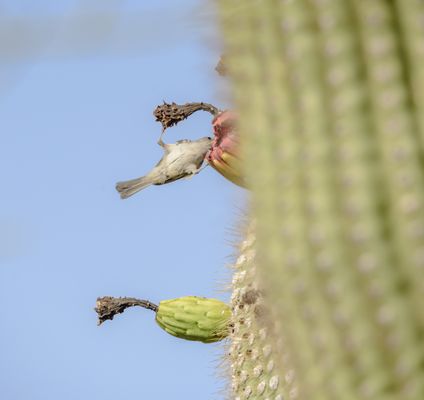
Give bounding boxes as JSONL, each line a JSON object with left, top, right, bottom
{"left": 163, "top": 172, "right": 188, "bottom": 184}
{"left": 153, "top": 145, "right": 174, "bottom": 168}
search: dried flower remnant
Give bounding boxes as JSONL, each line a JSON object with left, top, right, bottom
{"left": 95, "top": 296, "right": 158, "bottom": 325}
{"left": 153, "top": 102, "right": 220, "bottom": 131}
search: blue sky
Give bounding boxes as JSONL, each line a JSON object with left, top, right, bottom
{"left": 0, "top": 2, "right": 244, "bottom": 399}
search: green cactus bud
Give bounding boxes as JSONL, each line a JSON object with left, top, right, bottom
{"left": 155, "top": 296, "right": 231, "bottom": 343}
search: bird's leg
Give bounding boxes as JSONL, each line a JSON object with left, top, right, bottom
{"left": 195, "top": 163, "right": 209, "bottom": 174}
{"left": 183, "top": 163, "right": 208, "bottom": 180}
{"left": 183, "top": 164, "right": 200, "bottom": 179}
{"left": 157, "top": 129, "right": 166, "bottom": 147}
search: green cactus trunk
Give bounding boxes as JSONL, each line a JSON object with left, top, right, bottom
{"left": 219, "top": 1, "right": 424, "bottom": 399}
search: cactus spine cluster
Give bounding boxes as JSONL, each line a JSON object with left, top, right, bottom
{"left": 218, "top": 1, "right": 424, "bottom": 399}
{"left": 229, "top": 228, "right": 291, "bottom": 400}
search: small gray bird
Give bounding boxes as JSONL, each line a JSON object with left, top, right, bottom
{"left": 116, "top": 136, "right": 212, "bottom": 199}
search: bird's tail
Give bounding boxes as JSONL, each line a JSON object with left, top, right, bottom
{"left": 115, "top": 176, "right": 151, "bottom": 199}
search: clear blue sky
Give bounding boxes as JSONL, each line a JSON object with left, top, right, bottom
{"left": 0, "top": 2, "right": 244, "bottom": 399}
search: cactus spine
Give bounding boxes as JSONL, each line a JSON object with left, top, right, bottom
{"left": 218, "top": 1, "right": 424, "bottom": 399}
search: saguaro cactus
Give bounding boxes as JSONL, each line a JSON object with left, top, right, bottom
{"left": 218, "top": 1, "right": 424, "bottom": 399}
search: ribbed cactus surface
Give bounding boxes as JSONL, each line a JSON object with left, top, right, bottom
{"left": 229, "top": 229, "right": 292, "bottom": 400}
{"left": 218, "top": 1, "right": 424, "bottom": 399}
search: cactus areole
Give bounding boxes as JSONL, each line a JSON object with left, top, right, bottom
{"left": 155, "top": 296, "right": 231, "bottom": 343}
{"left": 207, "top": 110, "right": 246, "bottom": 187}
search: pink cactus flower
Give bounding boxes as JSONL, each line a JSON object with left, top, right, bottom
{"left": 206, "top": 110, "right": 245, "bottom": 187}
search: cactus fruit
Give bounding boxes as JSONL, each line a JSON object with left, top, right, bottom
{"left": 156, "top": 296, "right": 231, "bottom": 343}
{"left": 217, "top": 0, "right": 424, "bottom": 399}
{"left": 207, "top": 110, "right": 246, "bottom": 187}
{"left": 95, "top": 295, "right": 231, "bottom": 344}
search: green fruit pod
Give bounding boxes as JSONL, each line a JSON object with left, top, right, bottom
{"left": 155, "top": 296, "right": 231, "bottom": 343}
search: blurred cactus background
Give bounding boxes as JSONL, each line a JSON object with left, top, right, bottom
{"left": 218, "top": 1, "right": 424, "bottom": 399}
